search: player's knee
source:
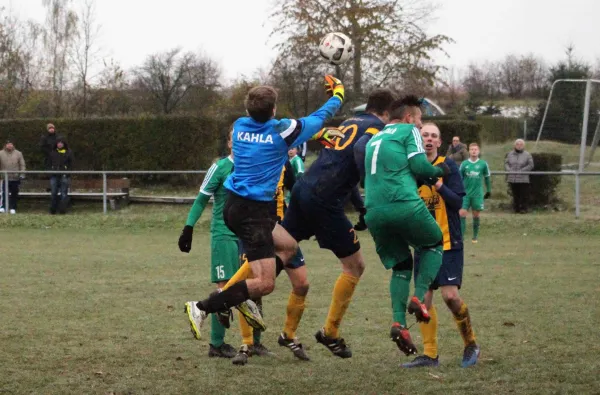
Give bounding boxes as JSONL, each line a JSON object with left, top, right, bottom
{"left": 472, "top": 211, "right": 480, "bottom": 218}
{"left": 258, "top": 277, "right": 276, "bottom": 295}
{"left": 441, "top": 287, "right": 461, "bottom": 306}
{"left": 342, "top": 253, "right": 365, "bottom": 277}
{"left": 293, "top": 282, "right": 309, "bottom": 297}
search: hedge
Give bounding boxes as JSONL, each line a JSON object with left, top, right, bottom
{"left": 506, "top": 152, "right": 562, "bottom": 208}
{"left": 528, "top": 153, "right": 562, "bottom": 207}
{"left": 0, "top": 116, "right": 229, "bottom": 183}
{"left": 475, "top": 116, "right": 525, "bottom": 143}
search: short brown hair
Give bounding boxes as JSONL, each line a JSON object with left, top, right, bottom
{"left": 366, "top": 88, "right": 396, "bottom": 115}
{"left": 469, "top": 142, "right": 479, "bottom": 148}
{"left": 245, "top": 86, "right": 278, "bottom": 123}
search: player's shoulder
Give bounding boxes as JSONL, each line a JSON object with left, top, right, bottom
{"left": 215, "top": 155, "right": 234, "bottom": 167}
{"left": 272, "top": 118, "right": 299, "bottom": 133}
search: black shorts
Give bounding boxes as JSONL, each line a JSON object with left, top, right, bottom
{"left": 414, "top": 248, "right": 464, "bottom": 290}
{"left": 223, "top": 192, "right": 276, "bottom": 262}
{"left": 282, "top": 183, "right": 360, "bottom": 259}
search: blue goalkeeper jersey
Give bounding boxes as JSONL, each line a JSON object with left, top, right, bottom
{"left": 300, "top": 112, "right": 384, "bottom": 203}
{"left": 224, "top": 96, "right": 342, "bottom": 202}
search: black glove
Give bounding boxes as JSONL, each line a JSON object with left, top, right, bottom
{"left": 435, "top": 162, "right": 451, "bottom": 177}
{"left": 178, "top": 225, "right": 194, "bottom": 253}
{"left": 484, "top": 192, "right": 491, "bottom": 199}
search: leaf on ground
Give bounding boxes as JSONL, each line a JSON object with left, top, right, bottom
{"left": 503, "top": 321, "right": 516, "bottom": 327}
{"left": 167, "top": 305, "right": 174, "bottom": 311}
{"left": 428, "top": 372, "right": 443, "bottom": 381}
{"left": 176, "top": 356, "right": 183, "bottom": 361}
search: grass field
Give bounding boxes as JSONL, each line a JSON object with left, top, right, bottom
{"left": 1, "top": 207, "right": 600, "bottom": 394}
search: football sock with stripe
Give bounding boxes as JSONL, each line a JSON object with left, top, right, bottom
{"left": 390, "top": 269, "right": 412, "bottom": 326}
{"left": 283, "top": 291, "right": 306, "bottom": 339}
{"left": 473, "top": 217, "right": 480, "bottom": 240}
{"left": 324, "top": 272, "right": 359, "bottom": 338}
{"left": 196, "top": 281, "right": 250, "bottom": 313}
{"left": 222, "top": 261, "right": 252, "bottom": 291}
{"left": 419, "top": 304, "right": 438, "bottom": 358}
{"left": 210, "top": 313, "right": 226, "bottom": 347}
{"left": 414, "top": 245, "right": 443, "bottom": 301}
{"left": 453, "top": 302, "right": 476, "bottom": 346}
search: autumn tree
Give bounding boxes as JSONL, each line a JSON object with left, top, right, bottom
{"left": 270, "top": 0, "right": 451, "bottom": 101}
{"left": 133, "top": 48, "right": 220, "bottom": 114}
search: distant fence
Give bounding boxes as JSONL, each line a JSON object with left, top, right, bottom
{"left": 2, "top": 170, "right": 600, "bottom": 218}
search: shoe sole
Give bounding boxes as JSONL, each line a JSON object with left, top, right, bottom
{"left": 232, "top": 355, "right": 248, "bottom": 365}
{"left": 402, "top": 360, "right": 439, "bottom": 368}
{"left": 184, "top": 303, "right": 201, "bottom": 340}
{"left": 235, "top": 306, "right": 267, "bottom": 331}
{"left": 408, "top": 299, "right": 431, "bottom": 324}
{"left": 390, "top": 327, "right": 417, "bottom": 356}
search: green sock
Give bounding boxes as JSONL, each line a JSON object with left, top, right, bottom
{"left": 253, "top": 329, "right": 262, "bottom": 345}
{"left": 210, "top": 313, "right": 226, "bottom": 347}
{"left": 414, "top": 246, "right": 443, "bottom": 300}
{"left": 390, "top": 270, "right": 412, "bottom": 326}
{"left": 253, "top": 298, "right": 263, "bottom": 344}
{"left": 461, "top": 217, "right": 466, "bottom": 236}
{"left": 473, "top": 217, "right": 480, "bottom": 240}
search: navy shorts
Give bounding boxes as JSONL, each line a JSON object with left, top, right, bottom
{"left": 282, "top": 183, "right": 360, "bottom": 259}
{"left": 414, "top": 248, "right": 464, "bottom": 290}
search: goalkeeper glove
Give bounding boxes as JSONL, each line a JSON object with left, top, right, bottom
{"left": 435, "top": 162, "right": 451, "bottom": 177}
{"left": 178, "top": 225, "right": 194, "bottom": 253}
{"left": 324, "top": 75, "right": 345, "bottom": 101}
{"left": 484, "top": 192, "right": 491, "bottom": 199}
{"left": 312, "top": 127, "right": 344, "bottom": 149}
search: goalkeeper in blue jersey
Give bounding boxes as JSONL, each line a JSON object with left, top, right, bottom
{"left": 190, "top": 76, "right": 345, "bottom": 332}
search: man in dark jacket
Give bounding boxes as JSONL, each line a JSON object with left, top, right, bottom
{"left": 40, "top": 123, "right": 63, "bottom": 169}
{"left": 49, "top": 138, "right": 74, "bottom": 214}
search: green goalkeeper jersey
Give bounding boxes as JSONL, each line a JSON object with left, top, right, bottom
{"left": 289, "top": 155, "right": 304, "bottom": 179}
{"left": 364, "top": 123, "right": 426, "bottom": 207}
{"left": 185, "top": 156, "right": 236, "bottom": 238}
{"left": 460, "top": 158, "right": 491, "bottom": 197}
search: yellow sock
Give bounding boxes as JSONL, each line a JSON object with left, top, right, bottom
{"left": 283, "top": 292, "right": 306, "bottom": 339}
{"left": 419, "top": 304, "right": 438, "bottom": 358}
{"left": 324, "top": 272, "right": 359, "bottom": 339}
{"left": 453, "top": 302, "right": 476, "bottom": 346}
{"left": 222, "top": 261, "right": 253, "bottom": 291}
{"left": 238, "top": 310, "right": 254, "bottom": 345}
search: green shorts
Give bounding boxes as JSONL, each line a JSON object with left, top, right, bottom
{"left": 210, "top": 237, "right": 242, "bottom": 283}
{"left": 462, "top": 196, "right": 484, "bottom": 211}
{"left": 365, "top": 200, "right": 442, "bottom": 270}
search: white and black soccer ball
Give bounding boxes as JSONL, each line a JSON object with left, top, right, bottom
{"left": 319, "top": 32, "right": 353, "bottom": 65}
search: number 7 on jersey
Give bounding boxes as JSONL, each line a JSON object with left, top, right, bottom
{"left": 370, "top": 139, "right": 383, "bottom": 175}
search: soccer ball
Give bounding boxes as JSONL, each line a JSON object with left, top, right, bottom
{"left": 319, "top": 32, "right": 353, "bottom": 65}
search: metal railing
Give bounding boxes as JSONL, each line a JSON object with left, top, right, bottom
{"left": 2, "top": 169, "right": 599, "bottom": 217}
{"left": 1, "top": 170, "right": 206, "bottom": 215}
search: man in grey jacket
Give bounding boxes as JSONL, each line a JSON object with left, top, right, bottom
{"left": 446, "top": 136, "right": 468, "bottom": 166}
{"left": 505, "top": 139, "right": 534, "bottom": 213}
{"left": 0, "top": 140, "right": 26, "bottom": 214}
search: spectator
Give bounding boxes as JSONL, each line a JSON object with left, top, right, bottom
{"left": 446, "top": 136, "right": 468, "bottom": 166}
{"left": 49, "top": 138, "right": 74, "bottom": 214}
{"left": 0, "top": 140, "right": 26, "bottom": 214}
{"left": 505, "top": 139, "right": 534, "bottom": 214}
{"left": 39, "top": 123, "right": 63, "bottom": 169}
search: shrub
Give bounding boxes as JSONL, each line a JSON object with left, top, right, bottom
{"left": 528, "top": 152, "right": 562, "bottom": 207}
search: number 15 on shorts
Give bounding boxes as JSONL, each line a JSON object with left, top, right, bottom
{"left": 216, "top": 265, "right": 225, "bottom": 279}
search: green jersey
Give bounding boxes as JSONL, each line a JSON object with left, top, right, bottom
{"left": 364, "top": 123, "right": 426, "bottom": 208}
{"left": 185, "top": 156, "right": 236, "bottom": 238}
{"left": 460, "top": 158, "right": 491, "bottom": 197}
{"left": 289, "top": 155, "right": 304, "bottom": 179}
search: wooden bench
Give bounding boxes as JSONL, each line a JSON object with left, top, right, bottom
{"left": 19, "top": 178, "right": 131, "bottom": 209}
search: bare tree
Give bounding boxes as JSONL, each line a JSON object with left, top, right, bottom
{"left": 72, "top": 0, "right": 101, "bottom": 117}
{"left": 499, "top": 54, "right": 525, "bottom": 98}
{"left": 270, "top": 0, "right": 451, "bottom": 99}
{"left": 133, "top": 48, "right": 220, "bottom": 114}
{"left": 42, "top": 0, "right": 78, "bottom": 117}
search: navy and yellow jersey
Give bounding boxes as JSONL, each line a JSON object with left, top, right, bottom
{"left": 270, "top": 161, "right": 296, "bottom": 222}
{"left": 418, "top": 156, "right": 465, "bottom": 251}
{"left": 300, "top": 113, "right": 385, "bottom": 203}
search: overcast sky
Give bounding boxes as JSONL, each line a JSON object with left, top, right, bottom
{"left": 3, "top": 0, "right": 598, "bottom": 81}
